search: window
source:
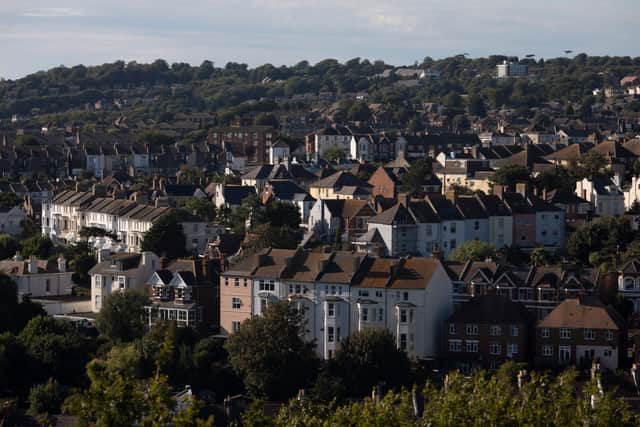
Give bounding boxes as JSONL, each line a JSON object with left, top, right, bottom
{"left": 400, "top": 309, "right": 407, "bottom": 323}
{"left": 399, "top": 333, "right": 407, "bottom": 350}
{"left": 232, "top": 321, "right": 241, "bottom": 333}
{"left": 489, "top": 343, "right": 501, "bottom": 355}
{"left": 541, "top": 328, "right": 550, "bottom": 339}
{"left": 474, "top": 221, "right": 480, "bottom": 231}
{"left": 466, "top": 340, "right": 479, "bottom": 353}
{"left": 450, "top": 223, "right": 456, "bottom": 233}
{"left": 95, "top": 275, "right": 102, "bottom": 289}
{"left": 234, "top": 278, "right": 239, "bottom": 287}
{"left": 560, "top": 328, "right": 571, "bottom": 339}
{"left": 328, "top": 303, "right": 335, "bottom": 317}
{"left": 259, "top": 280, "right": 275, "bottom": 292}
{"left": 403, "top": 292, "right": 409, "bottom": 301}
{"left": 507, "top": 343, "right": 518, "bottom": 356}
{"left": 375, "top": 291, "right": 383, "bottom": 298}
{"left": 449, "top": 340, "right": 462, "bottom": 352}
{"left": 94, "top": 295, "right": 101, "bottom": 308}
{"left": 118, "top": 276, "right": 126, "bottom": 289}
{"left": 449, "top": 323, "right": 457, "bottom": 334}
{"left": 584, "top": 329, "right": 595, "bottom": 340}
{"left": 378, "top": 308, "right": 384, "bottom": 322}
{"left": 45, "top": 279, "right": 50, "bottom": 293}
{"left": 224, "top": 278, "right": 229, "bottom": 287}
{"left": 244, "top": 279, "right": 248, "bottom": 287}
{"left": 510, "top": 325, "right": 519, "bottom": 337}
{"left": 466, "top": 324, "right": 479, "bottom": 335}
{"left": 232, "top": 297, "right": 241, "bottom": 309}
{"left": 362, "top": 308, "right": 369, "bottom": 322}
{"left": 358, "top": 290, "right": 370, "bottom": 297}
{"left": 489, "top": 325, "right": 502, "bottom": 336}
{"left": 260, "top": 298, "right": 268, "bottom": 313}
{"left": 605, "top": 330, "right": 614, "bottom": 341}
{"left": 559, "top": 345, "right": 571, "bottom": 362}
{"left": 327, "top": 327, "right": 335, "bottom": 342}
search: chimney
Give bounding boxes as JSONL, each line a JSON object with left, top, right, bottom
{"left": 445, "top": 188, "right": 458, "bottom": 205}
{"left": 432, "top": 245, "right": 443, "bottom": 261}
{"left": 28, "top": 256, "right": 38, "bottom": 274}
{"left": 492, "top": 184, "right": 505, "bottom": 199}
{"left": 317, "top": 259, "right": 329, "bottom": 272}
{"left": 57, "top": 255, "right": 66, "bottom": 273}
{"left": 141, "top": 251, "right": 155, "bottom": 268}
{"left": 515, "top": 182, "right": 529, "bottom": 198}
{"left": 397, "top": 192, "right": 410, "bottom": 207}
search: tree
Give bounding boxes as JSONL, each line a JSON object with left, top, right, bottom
{"left": 141, "top": 212, "right": 187, "bottom": 259}
{"left": 530, "top": 246, "right": 551, "bottom": 266}
{"left": 225, "top": 300, "right": 318, "bottom": 400}
{"left": 95, "top": 289, "right": 149, "bottom": 342}
{"left": 322, "top": 147, "right": 347, "bottom": 162}
{"left": 567, "top": 216, "right": 634, "bottom": 265}
{"left": 448, "top": 240, "right": 497, "bottom": 262}
{"left": 570, "top": 151, "right": 609, "bottom": 180}
{"left": 0, "top": 273, "right": 46, "bottom": 334}
{"left": 0, "top": 234, "right": 19, "bottom": 260}
{"left": 179, "top": 198, "right": 216, "bottom": 222}
{"left": 0, "top": 193, "right": 20, "bottom": 209}
{"left": 401, "top": 158, "right": 433, "bottom": 197}
{"left": 491, "top": 165, "right": 532, "bottom": 188}
{"left": 20, "top": 235, "right": 53, "bottom": 259}
{"left": 256, "top": 201, "right": 301, "bottom": 229}
{"left": 347, "top": 102, "right": 371, "bottom": 122}
{"left": 0, "top": 332, "right": 27, "bottom": 391}
{"left": 536, "top": 166, "right": 575, "bottom": 193}
{"left": 19, "top": 316, "right": 91, "bottom": 385}
{"left": 28, "top": 378, "right": 67, "bottom": 419}
{"left": 451, "top": 114, "right": 470, "bottom": 133}
{"left": 330, "top": 329, "right": 411, "bottom": 398}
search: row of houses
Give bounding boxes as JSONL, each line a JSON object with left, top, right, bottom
{"left": 41, "top": 190, "right": 216, "bottom": 253}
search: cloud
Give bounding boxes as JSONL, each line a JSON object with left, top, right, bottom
{"left": 19, "top": 7, "right": 83, "bottom": 18}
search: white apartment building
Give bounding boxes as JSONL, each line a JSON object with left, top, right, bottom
{"left": 0, "top": 254, "right": 73, "bottom": 300}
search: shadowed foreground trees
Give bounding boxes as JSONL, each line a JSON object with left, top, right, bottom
{"left": 246, "top": 367, "right": 637, "bottom": 427}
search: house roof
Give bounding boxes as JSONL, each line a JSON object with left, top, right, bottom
{"left": 449, "top": 294, "right": 530, "bottom": 324}
{"left": 311, "top": 171, "right": 370, "bottom": 189}
{"left": 389, "top": 258, "right": 440, "bottom": 289}
{"left": 318, "top": 251, "right": 363, "bottom": 284}
{"left": 544, "top": 142, "right": 593, "bottom": 162}
{"left": 537, "top": 296, "right": 624, "bottom": 330}
{"left": 455, "top": 196, "right": 488, "bottom": 219}
{"left": 368, "top": 203, "right": 416, "bottom": 225}
{"left": 222, "top": 185, "right": 256, "bottom": 205}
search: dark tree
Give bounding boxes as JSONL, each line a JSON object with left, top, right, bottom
{"left": 95, "top": 289, "right": 149, "bottom": 343}
{"left": 491, "top": 165, "right": 532, "bottom": 188}
{"left": 329, "top": 329, "right": 411, "bottom": 398}
{"left": 141, "top": 213, "right": 187, "bottom": 259}
{"left": 401, "top": 158, "right": 433, "bottom": 197}
{"left": 225, "top": 300, "right": 319, "bottom": 400}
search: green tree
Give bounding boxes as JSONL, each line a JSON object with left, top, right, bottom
{"left": 225, "top": 300, "right": 318, "bottom": 400}
{"left": 401, "top": 158, "right": 433, "bottom": 197}
{"left": 254, "top": 113, "right": 279, "bottom": 128}
{"left": 0, "top": 192, "right": 20, "bottom": 209}
{"left": 449, "top": 240, "right": 497, "bottom": 262}
{"left": 19, "top": 316, "right": 91, "bottom": 385}
{"left": 323, "top": 147, "right": 347, "bottom": 162}
{"left": 347, "top": 102, "right": 371, "bottom": 122}
{"left": 330, "top": 329, "right": 411, "bottom": 398}
{"left": 536, "top": 166, "right": 575, "bottom": 193}
{"left": 571, "top": 151, "right": 609, "bottom": 180}
{"left": 491, "top": 165, "right": 532, "bottom": 188}
{"left": 179, "top": 197, "right": 217, "bottom": 222}
{"left": 20, "top": 235, "right": 53, "bottom": 259}
{"left": 0, "top": 234, "right": 19, "bottom": 260}
{"left": 530, "top": 246, "right": 551, "bottom": 266}
{"left": 0, "top": 332, "right": 27, "bottom": 391}
{"left": 141, "top": 212, "right": 187, "bottom": 259}
{"left": 28, "top": 378, "right": 67, "bottom": 419}
{"left": 255, "top": 201, "right": 301, "bottom": 229}
{"left": 95, "top": 289, "right": 149, "bottom": 343}
{"left": 567, "top": 216, "right": 634, "bottom": 265}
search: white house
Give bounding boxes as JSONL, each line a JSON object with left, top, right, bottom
{"left": 0, "top": 254, "right": 73, "bottom": 300}
{"left": 89, "top": 251, "right": 160, "bottom": 312}
{"left": 575, "top": 177, "right": 625, "bottom": 216}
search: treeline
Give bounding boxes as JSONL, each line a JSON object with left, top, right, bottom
{"left": 2, "top": 54, "right": 640, "bottom": 120}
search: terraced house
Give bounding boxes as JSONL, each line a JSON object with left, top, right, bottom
{"left": 219, "top": 248, "right": 453, "bottom": 360}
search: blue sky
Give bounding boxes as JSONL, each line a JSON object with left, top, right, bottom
{"left": 1, "top": 0, "right": 639, "bottom": 79}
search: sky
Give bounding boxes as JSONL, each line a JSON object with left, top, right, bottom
{"left": 1, "top": 0, "right": 639, "bottom": 79}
